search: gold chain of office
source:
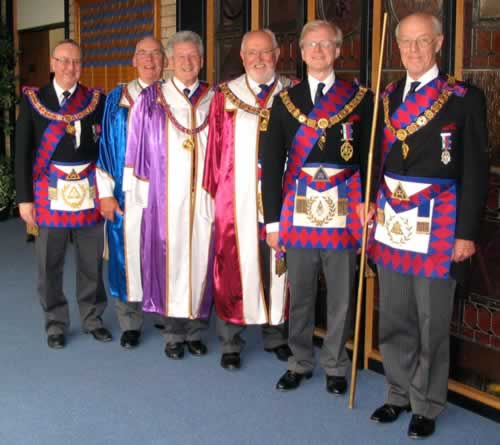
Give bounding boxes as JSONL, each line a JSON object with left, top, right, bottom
{"left": 220, "top": 83, "right": 272, "bottom": 131}
{"left": 279, "top": 87, "right": 367, "bottom": 131}
{"left": 383, "top": 76, "right": 456, "bottom": 159}
{"left": 26, "top": 89, "right": 101, "bottom": 135}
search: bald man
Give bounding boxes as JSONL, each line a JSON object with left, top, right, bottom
{"left": 368, "top": 13, "right": 488, "bottom": 438}
{"left": 204, "top": 29, "right": 294, "bottom": 370}
{"left": 96, "top": 36, "right": 166, "bottom": 349}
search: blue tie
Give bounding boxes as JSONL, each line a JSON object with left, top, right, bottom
{"left": 314, "top": 82, "right": 325, "bottom": 105}
{"left": 404, "top": 81, "right": 420, "bottom": 102}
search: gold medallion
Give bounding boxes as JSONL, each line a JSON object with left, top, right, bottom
{"left": 402, "top": 142, "right": 410, "bottom": 159}
{"left": 340, "top": 141, "right": 354, "bottom": 161}
{"left": 392, "top": 182, "right": 409, "bottom": 201}
{"left": 317, "top": 118, "right": 329, "bottom": 130}
{"left": 396, "top": 129, "right": 407, "bottom": 141}
{"left": 298, "top": 114, "right": 307, "bottom": 123}
{"left": 318, "top": 133, "right": 326, "bottom": 150}
{"left": 416, "top": 116, "right": 428, "bottom": 126}
{"left": 259, "top": 117, "right": 269, "bottom": 132}
{"left": 182, "top": 137, "right": 195, "bottom": 151}
{"left": 66, "top": 123, "right": 76, "bottom": 135}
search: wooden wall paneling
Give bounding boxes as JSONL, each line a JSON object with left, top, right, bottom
{"left": 206, "top": 0, "right": 215, "bottom": 84}
{"left": 307, "top": 0, "right": 315, "bottom": 21}
{"left": 251, "top": 0, "right": 260, "bottom": 29}
{"left": 455, "top": 0, "right": 465, "bottom": 78}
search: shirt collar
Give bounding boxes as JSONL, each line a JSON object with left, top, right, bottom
{"left": 173, "top": 77, "right": 199, "bottom": 97}
{"left": 53, "top": 79, "right": 77, "bottom": 104}
{"left": 404, "top": 64, "right": 439, "bottom": 93}
{"left": 246, "top": 75, "right": 276, "bottom": 94}
{"left": 307, "top": 71, "right": 335, "bottom": 103}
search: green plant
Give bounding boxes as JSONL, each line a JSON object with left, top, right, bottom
{"left": 0, "top": 156, "right": 15, "bottom": 209}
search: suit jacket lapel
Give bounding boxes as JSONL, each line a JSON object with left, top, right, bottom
{"left": 39, "top": 83, "right": 61, "bottom": 112}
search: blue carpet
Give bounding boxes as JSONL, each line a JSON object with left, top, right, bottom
{"left": 0, "top": 218, "right": 498, "bottom": 445}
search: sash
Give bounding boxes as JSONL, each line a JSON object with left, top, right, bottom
{"left": 25, "top": 84, "right": 101, "bottom": 180}
{"left": 279, "top": 163, "right": 363, "bottom": 249}
{"left": 121, "top": 83, "right": 135, "bottom": 108}
{"left": 34, "top": 161, "right": 102, "bottom": 228}
{"left": 282, "top": 80, "right": 361, "bottom": 195}
{"left": 370, "top": 173, "right": 457, "bottom": 279}
{"left": 256, "top": 79, "right": 277, "bottom": 107}
{"left": 380, "top": 75, "right": 467, "bottom": 168}
{"left": 189, "top": 81, "right": 210, "bottom": 107}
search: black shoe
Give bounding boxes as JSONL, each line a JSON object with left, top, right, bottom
{"left": 371, "top": 404, "right": 411, "bottom": 423}
{"left": 408, "top": 415, "right": 435, "bottom": 439}
{"left": 89, "top": 327, "right": 113, "bottom": 342}
{"left": 120, "top": 330, "right": 141, "bottom": 349}
{"left": 276, "top": 370, "right": 313, "bottom": 391}
{"left": 186, "top": 340, "right": 207, "bottom": 356}
{"left": 165, "top": 342, "right": 185, "bottom": 359}
{"left": 47, "top": 334, "right": 65, "bottom": 349}
{"left": 326, "top": 375, "right": 348, "bottom": 395}
{"left": 265, "top": 344, "right": 292, "bottom": 362}
{"left": 220, "top": 352, "right": 241, "bottom": 370}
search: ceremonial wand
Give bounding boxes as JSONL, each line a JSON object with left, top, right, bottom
{"left": 348, "top": 11, "right": 388, "bottom": 410}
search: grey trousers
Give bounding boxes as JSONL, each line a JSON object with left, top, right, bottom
{"left": 216, "top": 316, "right": 288, "bottom": 354}
{"left": 286, "top": 247, "right": 356, "bottom": 376}
{"left": 377, "top": 266, "right": 456, "bottom": 419}
{"left": 163, "top": 317, "right": 209, "bottom": 343}
{"left": 114, "top": 299, "right": 143, "bottom": 332}
{"left": 36, "top": 224, "right": 107, "bottom": 335}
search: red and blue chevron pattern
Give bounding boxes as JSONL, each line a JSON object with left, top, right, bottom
{"left": 27, "top": 84, "right": 97, "bottom": 180}
{"left": 279, "top": 166, "right": 362, "bottom": 249}
{"left": 34, "top": 162, "right": 102, "bottom": 228}
{"left": 282, "top": 79, "right": 357, "bottom": 194}
{"left": 189, "top": 81, "right": 211, "bottom": 107}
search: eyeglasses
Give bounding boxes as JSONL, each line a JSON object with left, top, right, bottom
{"left": 302, "top": 40, "right": 337, "bottom": 50}
{"left": 53, "top": 57, "right": 82, "bottom": 67}
{"left": 243, "top": 48, "right": 276, "bottom": 58}
{"left": 397, "top": 36, "right": 436, "bottom": 49}
{"left": 135, "top": 49, "right": 164, "bottom": 58}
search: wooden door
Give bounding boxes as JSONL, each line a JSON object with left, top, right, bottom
{"left": 19, "top": 29, "right": 50, "bottom": 88}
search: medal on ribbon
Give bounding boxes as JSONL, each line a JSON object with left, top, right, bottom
{"left": 340, "top": 122, "right": 354, "bottom": 161}
{"left": 440, "top": 132, "right": 452, "bottom": 165}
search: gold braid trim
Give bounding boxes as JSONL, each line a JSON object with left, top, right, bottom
{"left": 384, "top": 75, "right": 455, "bottom": 159}
{"left": 25, "top": 89, "right": 101, "bottom": 124}
{"left": 280, "top": 86, "right": 367, "bottom": 130}
{"left": 220, "top": 83, "right": 271, "bottom": 123}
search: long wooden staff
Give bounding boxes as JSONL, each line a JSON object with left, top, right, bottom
{"left": 348, "top": 11, "right": 388, "bottom": 409}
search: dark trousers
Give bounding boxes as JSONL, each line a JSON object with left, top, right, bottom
{"left": 377, "top": 266, "right": 456, "bottom": 419}
{"left": 216, "top": 316, "right": 288, "bottom": 353}
{"left": 286, "top": 247, "right": 356, "bottom": 376}
{"left": 114, "top": 299, "right": 143, "bottom": 332}
{"left": 163, "top": 317, "right": 209, "bottom": 343}
{"left": 36, "top": 223, "right": 107, "bottom": 335}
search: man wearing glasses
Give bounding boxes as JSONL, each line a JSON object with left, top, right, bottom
{"left": 204, "top": 29, "right": 293, "bottom": 371}
{"left": 96, "top": 36, "right": 165, "bottom": 350}
{"left": 124, "top": 31, "right": 214, "bottom": 360}
{"left": 15, "top": 39, "right": 109, "bottom": 349}
{"left": 367, "top": 13, "right": 488, "bottom": 438}
{"left": 261, "top": 20, "right": 373, "bottom": 393}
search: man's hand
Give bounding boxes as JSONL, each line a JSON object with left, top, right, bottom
{"left": 451, "top": 239, "right": 476, "bottom": 262}
{"left": 100, "top": 197, "right": 123, "bottom": 222}
{"left": 356, "top": 202, "right": 376, "bottom": 226}
{"left": 19, "top": 202, "right": 36, "bottom": 227}
{"left": 266, "top": 231, "right": 286, "bottom": 253}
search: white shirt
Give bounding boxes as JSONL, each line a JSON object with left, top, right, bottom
{"left": 173, "top": 77, "right": 199, "bottom": 99}
{"left": 246, "top": 75, "right": 276, "bottom": 97}
{"left": 308, "top": 71, "right": 335, "bottom": 104}
{"left": 403, "top": 64, "right": 439, "bottom": 100}
{"left": 53, "top": 79, "right": 81, "bottom": 148}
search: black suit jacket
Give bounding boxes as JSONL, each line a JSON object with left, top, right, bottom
{"left": 261, "top": 78, "right": 374, "bottom": 224}
{"left": 15, "top": 83, "right": 105, "bottom": 203}
{"left": 379, "top": 76, "right": 489, "bottom": 242}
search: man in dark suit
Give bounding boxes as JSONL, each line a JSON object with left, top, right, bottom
{"left": 261, "top": 20, "right": 373, "bottom": 394}
{"left": 15, "top": 39, "right": 111, "bottom": 349}
{"left": 365, "top": 13, "right": 489, "bottom": 438}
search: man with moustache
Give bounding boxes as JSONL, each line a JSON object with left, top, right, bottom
{"left": 367, "top": 13, "right": 488, "bottom": 438}
{"left": 124, "top": 31, "right": 214, "bottom": 360}
{"left": 203, "top": 29, "right": 293, "bottom": 370}
{"left": 96, "top": 36, "right": 165, "bottom": 349}
{"left": 261, "top": 20, "right": 373, "bottom": 393}
{"left": 15, "top": 39, "right": 110, "bottom": 348}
